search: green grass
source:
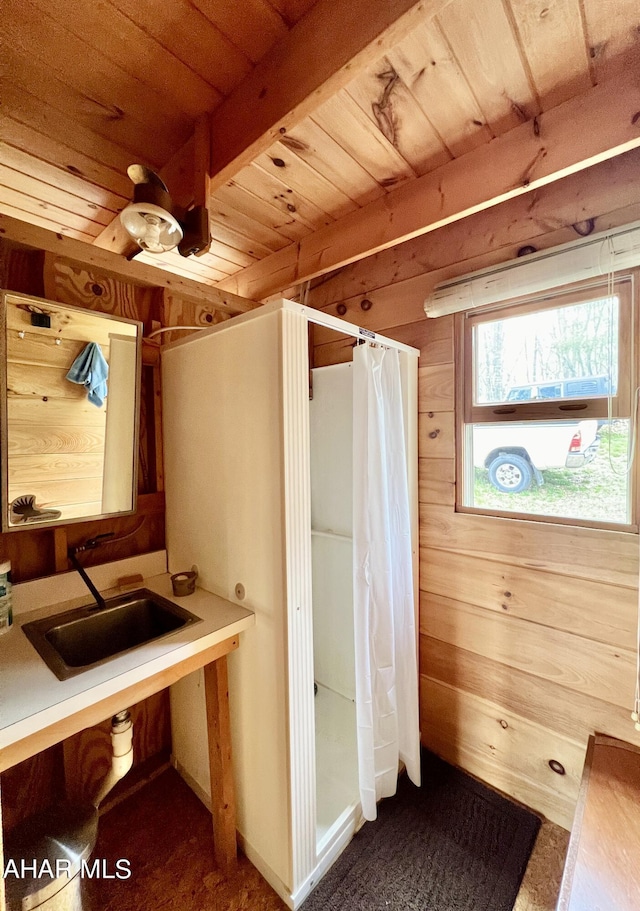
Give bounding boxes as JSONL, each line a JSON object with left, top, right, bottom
{"left": 472, "top": 425, "right": 631, "bottom": 523}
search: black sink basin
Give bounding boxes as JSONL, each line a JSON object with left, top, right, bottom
{"left": 22, "top": 589, "right": 201, "bottom": 680}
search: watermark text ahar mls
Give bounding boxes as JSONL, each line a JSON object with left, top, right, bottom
{"left": 3, "top": 858, "right": 132, "bottom": 880}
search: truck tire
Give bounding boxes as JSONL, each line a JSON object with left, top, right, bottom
{"left": 487, "top": 453, "right": 533, "bottom": 493}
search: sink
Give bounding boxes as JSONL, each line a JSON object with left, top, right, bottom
{"left": 22, "top": 589, "right": 202, "bottom": 680}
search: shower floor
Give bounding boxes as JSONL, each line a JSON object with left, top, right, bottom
{"left": 314, "top": 682, "right": 360, "bottom": 846}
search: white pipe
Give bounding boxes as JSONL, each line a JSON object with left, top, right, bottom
{"left": 93, "top": 710, "right": 134, "bottom": 808}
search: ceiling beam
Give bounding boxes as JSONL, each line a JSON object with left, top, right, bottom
{"left": 215, "top": 72, "right": 640, "bottom": 301}
{"left": 94, "top": 0, "right": 453, "bottom": 255}
{"left": 307, "top": 149, "right": 640, "bottom": 337}
{"left": 207, "top": 0, "right": 455, "bottom": 192}
{"left": 310, "top": 147, "right": 640, "bottom": 310}
{"left": 0, "top": 214, "right": 259, "bottom": 315}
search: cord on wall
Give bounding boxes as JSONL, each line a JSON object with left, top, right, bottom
{"left": 146, "top": 325, "right": 204, "bottom": 339}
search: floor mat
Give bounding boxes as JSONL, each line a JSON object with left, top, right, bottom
{"left": 302, "top": 750, "right": 541, "bottom": 911}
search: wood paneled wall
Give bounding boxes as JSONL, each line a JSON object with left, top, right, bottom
{"left": 0, "top": 241, "right": 169, "bottom": 830}
{"left": 308, "top": 150, "right": 640, "bottom": 830}
{"left": 0, "top": 244, "right": 165, "bottom": 579}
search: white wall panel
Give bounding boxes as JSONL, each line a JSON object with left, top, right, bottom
{"left": 311, "top": 535, "right": 355, "bottom": 700}
{"left": 162, "top": 309, "right": 291, "bottom": 889}
{"left": 309, "top": 363, "right": 353, "bottom": 536}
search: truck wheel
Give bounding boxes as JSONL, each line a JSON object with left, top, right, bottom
{"left": 488, "top": 454, "right": 533, "bottom": 493}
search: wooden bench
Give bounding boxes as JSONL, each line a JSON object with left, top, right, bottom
{"left": 557, "top": 733, "right": 640, "bottom": 911}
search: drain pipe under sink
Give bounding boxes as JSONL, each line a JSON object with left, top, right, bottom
{"left": 92, "top": 709, "right": 134, "bottom": 808}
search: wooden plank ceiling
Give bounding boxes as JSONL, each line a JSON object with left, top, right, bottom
{"left": 2, "top": 0, "right": 640, "bottom": 302}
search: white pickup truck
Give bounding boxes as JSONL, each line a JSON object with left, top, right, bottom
{"left": 473, "top": 420, "right": 600, "bottom": 493}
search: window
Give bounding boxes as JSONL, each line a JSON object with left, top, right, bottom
{"left": 457, "top": 277, "right": 637, "bottom": 528}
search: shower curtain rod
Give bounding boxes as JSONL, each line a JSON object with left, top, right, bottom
{"left": 291, "top": 301, "right": 419, "bottom": 357}
{"left": 158, "top": 298, "right": 420, "bottom": 356}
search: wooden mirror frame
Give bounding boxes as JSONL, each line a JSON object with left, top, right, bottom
{"left": 0, "top": 290, "right": 143, "bottom": 532}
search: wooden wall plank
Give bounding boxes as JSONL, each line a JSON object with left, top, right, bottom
{"left": 344, "top": 61, "right": 451, "bottom": 177}
{"left": 420, "top": 592, "right": 635, "bottom": 707}
{"left": 8, "top": 476, "right": 103, "bottom": 507}
{"left": 313, "top": 335, "right": 356, "bottom": 367}
{"left": 9, "top": 333, "right": 93, "bottom": 372}
{"left": 255, "top": 141, "right": 358, "bottom": 219}
{"left": 9, "top": 420, "right": 104, "bottom": 455}
{"left": 312, "top": 91, "right": 416, "bottom": 190}
{"left": 161, "top": 290, "right": 233, "bottom": 342}
{"left": 3, "top": 13, "right": 182, "bottom": 167}
{"left": 437, "top": 0, "right": 539, "bottom": 134}
{"left": 582, "top": 0, "right": 640, "bottom": 82}
{"left": 30, "top": 0, "right": 222, "bottom": 116}
{"left": 418, "top": 411, "right": 455, "bottom": 459}
{"left": 418, "top": 458, "right": 455, "bottom": 506}
{"left": 8, "top": 398, "right": 107, "bottom": 427}
{"left": 420, "top": 550, "right": 636, "bottom": 648}
{"left": 388, "top": 19, "right": 493, "bottom": 156}
{"left": 312, "top": 277, "right": 430, "bottom": 343}
{"left": 9, "top": 453, "right": 104, "bottom": 484}
{"left": 280, "top": 119, "right": 386, "bottom": 207}
{"left": 7, "top": 363, "right": 96, "bottom": 402}
{"left": 418, "top": 363, "right": 455, "bottom": 412}
{"left": 421, "top": 676, "right": 582, "bottom": 828}
{"left": 312, "top": 314, "right": 453, "bottom": 369}
{"left": 506, "top": 0, "right": 592, "bottom": 108}
{"left": 419, "top": 503, "right": 638, "bottom": 588}
{"left": 420, "top": 636, "right": 640, "bottom": 751}
{"left": 190, "top": 0, "right": 288, "bottom": 65}
{"left": 108, "top": 0, "right": 252, "bottom": 96}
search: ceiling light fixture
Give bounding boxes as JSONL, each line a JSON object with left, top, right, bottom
{"left": 120, "top": 165, "right": 210, "bottom": 257}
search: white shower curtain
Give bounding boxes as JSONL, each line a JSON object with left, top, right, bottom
{"left": 353, "top": 343, "right": 421, "bottom": 821}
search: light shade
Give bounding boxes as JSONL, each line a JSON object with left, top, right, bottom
{"left": 120, "top": 202, "right": 183, "bottom": 254}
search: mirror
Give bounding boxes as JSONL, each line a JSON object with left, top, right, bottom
{"left": 0, "top": 291, "right": 142, "bottom": 530}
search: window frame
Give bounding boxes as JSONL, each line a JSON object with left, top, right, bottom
{"left": 455, "top": 273, "right": 638, "bottom": 532}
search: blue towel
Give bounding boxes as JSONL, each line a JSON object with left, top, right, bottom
{"left": 66, "top": 342, "right": 109, "bottom": 407}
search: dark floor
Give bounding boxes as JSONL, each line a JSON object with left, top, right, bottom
{"left": 85, "top": 768, "right": 286, "bottom": 911}
{"left": 85, "top": 767, "right": 567, "bottom": 911}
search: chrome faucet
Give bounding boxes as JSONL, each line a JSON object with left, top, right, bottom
{"left": 68, "top": 533, "right": 114, "bottom": 610}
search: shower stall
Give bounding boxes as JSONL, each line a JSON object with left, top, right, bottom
{"left": 309, "top": 362, "right": 359, "bottom": 850}
{"left": 162, "top": 300, "right": 419, "bottom": 908}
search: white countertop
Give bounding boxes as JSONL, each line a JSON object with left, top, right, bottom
{"left": 0, "top": 572, "right": 254, "bottom": 752}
